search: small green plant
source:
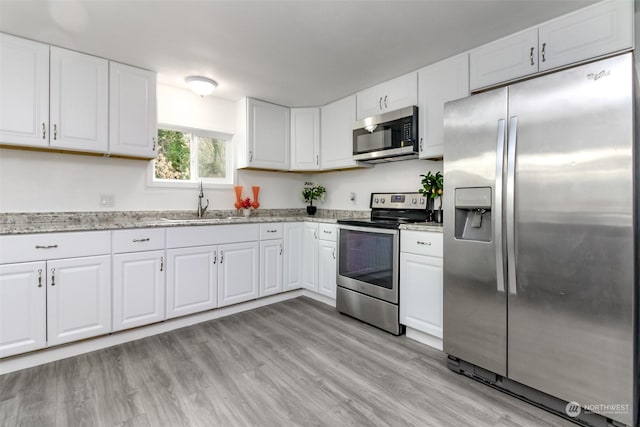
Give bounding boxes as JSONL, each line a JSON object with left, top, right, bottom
{"left": 419, "top": 171, "right": 443, "bottom": 209}
{"left": 302, "top": 183, "right": 326, "bottom": 206}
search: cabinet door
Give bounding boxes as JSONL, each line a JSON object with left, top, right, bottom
{"left": 218, "top": 241, "right": 259, "bottom": 307}
{"left": 538, "top": 0, "right": 633, "bottom": 72}
{"left": 247, "top": 98, "right": 290, "bottom": 169}
{"left": 469, "top": 28, "right": 538, "bottom": 91}
{"left": 290, "top": 107, "right": 320, "bottom": 170}
{"left": 0, "top": 34, "right": 49, "bottom": 148}
{"left": 301, "top": 223, "right": 319, "bottom": 292}
{"left": 320, "top": 95, "right": 358, "bottom": 170}
{"left": 109, "top": 62, "right": 157, "bottom": 158}
{"left": 418, "top": 53, "right": 469, "bottom": 160}
{"left": 399, "top": 252, "right": 443, "bottom": 339}
{"left": 0, "top": 261, "right": 47, "bottom": 358}
{"left": 166, "top": 246, "right": 217, "bottom": 319}
{"left": 47, "top": 255, "right": 111, "bottom": 346}
{"left": 260, "top": 239, "right": 283, "bottom": 297}
{"left": 283, "top": 223, "right": 303, "bottom": 291}
{"left": 318, "top": 240, "right": 337, "bottom": 299}
{"left": 112, "top": 250, "right": 165, "bottom": 332}
{"left": 356, "top": 72, "right": 417, "bottom": 120}
{"left": 49, "top": 47, "right": 108, "bottom": 153}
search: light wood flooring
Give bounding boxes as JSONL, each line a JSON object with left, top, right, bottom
{"left": 0, "top": 297, "right": 575, "bottom": 427}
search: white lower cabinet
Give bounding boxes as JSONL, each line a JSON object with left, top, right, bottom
{"left": 0, "top": 262, "right": 47, "bottom": 358}
{"left": 318, "top": 239, "right": 337, "bottom": 299}
{"left": 218, "top": 241, "right": 259, "bottom": 307}
{"left": 260, "top": 239, "right": 283, "bottom": 297}
{"left": 112, "top": 250, "right": 165, "bottom": 332}
{"left": 283, "top": 223, "right": 303, "bottom": 291}
{"left": 400, "top": 230, "right": 443, "bottom": 350}
{"left": 302, "top": 223, "right": 319, "bottom": 291}
{"left": 47, "top": 255, "right": 111, "bottom": 347}
{"left": 166, "top": 246, "right": 218, "bottom": 319}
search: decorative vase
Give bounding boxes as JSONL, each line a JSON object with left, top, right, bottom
{"left": 306, "top": 205, "right": 317, "bottom": 215}
{"left": 243, "top": 208, "right": 251, "bottom": 218}
{"left": 434, "top": 209, "right": 443, "bottom": 224}
{"left": 234, "top": 186, "right": 243, "bottom": 209}
{"left": 251, "top": 186, "right": 260, "bottom": 209}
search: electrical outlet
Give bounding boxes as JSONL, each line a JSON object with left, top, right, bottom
{"left": 100, "top": 194, "right": 115, "bottom": 208}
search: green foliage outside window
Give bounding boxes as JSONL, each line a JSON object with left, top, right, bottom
{"left": 155, "top": 129, "right": 191, "bottom": 180}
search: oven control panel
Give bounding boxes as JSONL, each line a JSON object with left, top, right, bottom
{"left": 370, "top": 192, "right": 427, "bottom": 209}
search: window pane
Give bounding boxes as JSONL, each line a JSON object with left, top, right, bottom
{"left": 197, "top": 136, "right": 226, "bottom": 179}
{"left": 155, "top": 129, "right": 191, "bottom": 180}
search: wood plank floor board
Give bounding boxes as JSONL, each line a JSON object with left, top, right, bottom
{"left": 1, "top": 296, "right": 577, "bottom": 427}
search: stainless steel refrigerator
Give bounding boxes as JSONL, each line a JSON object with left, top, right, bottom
{"left": 443, "top": 53, "right": 636, "bottom": 427}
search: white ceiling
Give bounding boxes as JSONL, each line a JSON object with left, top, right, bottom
{"left": 0, "top": 0, "right": 598, "bottom": 107}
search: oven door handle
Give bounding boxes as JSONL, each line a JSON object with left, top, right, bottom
{"left": 337, "top": 224, "right": 399, "bottom": 235}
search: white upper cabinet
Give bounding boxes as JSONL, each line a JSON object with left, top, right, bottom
{"left": 356, "top": 72, "right": 417, "bottom": 120}
{"left": 0, "top": 34, "right": 49, "bottom": 148}
{"left": 49, "top": 47, "right": 108, "bottom": 153}
{"left": 236, "top": 97, "right": 290, "bottom": 170}
{"left": 290, "top": 107, "right": 320, "bottom": 170}
{"left": 469, "top": 28, "right": 539, "bottom": 91}
{"left": 470, "top": 0, "right": 633, "bottom": 91}
{"left": 320, "top": 95, "right": 360, "bottom": 170}
{"left": 109, "top": 62, "right": 157, "bottom": 158}
{"left": 418, "top": 53, "right": 469, "bottom": 160}
{"left": 538, "top": 0, "right": 633, "bottom": 72}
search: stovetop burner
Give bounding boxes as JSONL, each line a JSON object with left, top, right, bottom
{"left": 337, "top": 192, "right": 429, "bottom": 229}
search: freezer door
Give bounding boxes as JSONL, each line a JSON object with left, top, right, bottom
{"left": 507, "top": 53, "right": 634, "bottom": 426}
{"left": 443, "top": 87, "right": 508, "bottom": 376}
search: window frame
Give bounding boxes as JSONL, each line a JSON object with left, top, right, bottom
{"left": 147, "top": 124, "right": 236, "bottom": 189}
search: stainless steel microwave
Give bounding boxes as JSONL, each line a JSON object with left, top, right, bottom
{"left": 352, "top": 106, "right": 418, "bottom": 163}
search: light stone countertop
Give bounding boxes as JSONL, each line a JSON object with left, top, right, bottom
{"left": 0, "top": 209, "right": 371, "bottom": 235}
{"left": 399, "top": 222, "right": 444, "bottom": 233}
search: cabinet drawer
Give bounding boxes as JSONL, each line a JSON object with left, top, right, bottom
{"left": 0, "top": 231, "right": 111, "bottom": 264}
{"left": 113, "top": 228, "right": 165, "bottom": 253}
{"left": 260, "top": 223, "right": 283, "bottom": 240}
{"left": 318, "top": 223, "right": 337, "bottom": 242}
{"left": 166, "top": 224, "right": 259, "bottom": 248}
{"left": 400, "top": 231, "right": 443, "bottom": 258}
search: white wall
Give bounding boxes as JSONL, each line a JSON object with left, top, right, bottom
{"left": 0, "top": 84, "right": 305, "bottom": 213}
{"left": 309, "top": 159, "right": 443, "bottom": 211}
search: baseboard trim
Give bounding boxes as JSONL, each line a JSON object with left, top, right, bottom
{"left": 0, "top": 290, "right": 304, "bottom": 375}
{"left": 405, "top": 327, "right": 443, "bottom": 351}
{"left": 302, "top": 290, "right": 336, "bottom": 307}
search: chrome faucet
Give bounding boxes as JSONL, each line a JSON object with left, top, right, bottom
{"left": 197, "top": 181, "right": 209, "bottom": 218}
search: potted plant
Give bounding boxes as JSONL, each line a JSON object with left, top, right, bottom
{"left": 419, "top": 171, "right": 443, "bottom": 223}
{"left": 302, "top": 184, "right": 326, "bottom": 215}
{"left": 239, "top": 197, "right": 254, "bottom": 217}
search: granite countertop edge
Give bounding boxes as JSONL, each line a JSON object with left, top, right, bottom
{"left": 0, "top": 209, "right": 444, "bottom": 235}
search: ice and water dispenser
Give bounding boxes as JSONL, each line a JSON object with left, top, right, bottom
{"left": 454, "top": 187, "right": 492, "bottom": 242}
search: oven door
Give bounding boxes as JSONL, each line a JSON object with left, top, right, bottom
{"left": 336, "top": 225, "right": 399, "bottom": 304}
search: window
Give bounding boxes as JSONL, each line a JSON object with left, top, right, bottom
{"left": 152, "top": 126, "right": 234, "bottom": 186}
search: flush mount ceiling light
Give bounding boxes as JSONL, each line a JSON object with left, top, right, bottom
{"left": 185, "top": 76, "right": 218, "bottom": 97}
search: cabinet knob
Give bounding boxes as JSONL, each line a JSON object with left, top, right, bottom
{"left": 213, "top": 252, "right": 217, "bottom": 264}
{"left": 160, "top": 256, "right": 164, "bottom": 272}
{"left": 419, "top": 138, "right": 423, "bottom": 151}
{"left": 152, "top": 138, "right": 156, "bottom": 151}
{"left": 53, "top": 124, "right": 57, "bottom": 140}
{"left": 220, "top": 251, "right": 224, "bottom": 264}
{"left": 37, "top": 269, "right": 43, "bottom": 288}
{"left": 51, "top": 268, "right": 56, "bottom": 286}
{"left": 249, "top": 150, "right": 254, "bottom": 162}
{"left": 279, "top": 244, "right": 283, "bottom": 255}
{"left": 42, "top": 123, "right": 46, "bottom": 139}
{"left": 332, "top": 248, "right": 335, "bottom": 260}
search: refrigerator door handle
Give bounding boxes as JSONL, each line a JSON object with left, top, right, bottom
{"left": 506, "top": 116, "right": 518, "bottom": 295}
{"left": 495, "top": 119, "right": 506, "bottom": 293}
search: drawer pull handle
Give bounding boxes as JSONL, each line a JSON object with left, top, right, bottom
{"left": 38, "top": 269, "right": 43, "bottom": 288}
{"left": 213, "top": 252, "right": 217, "bottom": 264}
{"left": 323, "top": 230, "right": 332, "bottom": 234}
{"left": 267, "top": 230, "right": 277, "bottom": 233}
{"left": 220, "top": 251, "right": 224, "bottom": 264}
{"left": 35, "top": 244, "right": 58, "bottom": 249}
{"left": 279, "top": 244, "right": 283, "bottom": 255}
{"left": 133, "top": 238, "right": 150, "bottom": 243}
{"left": 332, "top": 248, "right": 336, "bottom": 260}
{"left": 529, "top": 46, "right": 534, "bottom": 66}
{"left": 51, "top": 268, "right": 56, "bottom": 286}
{"left": 417, "top": 241, "right": 432, "bottom": 246}
{"left": 160, "top": 256, "right": 164, "bottom": 272}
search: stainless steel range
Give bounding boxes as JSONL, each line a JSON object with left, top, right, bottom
{"left": 336, "top": 192, "right": 428, "bottom": 335}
